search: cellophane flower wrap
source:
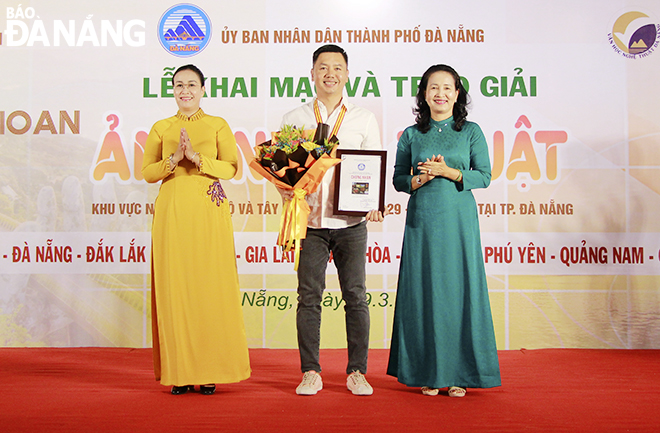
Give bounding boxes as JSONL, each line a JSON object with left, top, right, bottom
{"left": 249, "top": 123, "right": 340, "bottom": 269}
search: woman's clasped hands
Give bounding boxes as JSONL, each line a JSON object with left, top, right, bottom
{"left": 171, "top": 128, "right": 200, "bottom": 169}
{"left": 417, "top": 154, "right": 446, "bottom": 178}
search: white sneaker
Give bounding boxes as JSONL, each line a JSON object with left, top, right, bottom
{"left": 347, "top": 370, "right": 373, "bottom": 396}
{"left": 296, "top": 371, "right": 323, "bottom": 395}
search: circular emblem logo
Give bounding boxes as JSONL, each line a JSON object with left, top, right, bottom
{"left": 158, "top": 4, "right": 212, "bottom": 57}
{"left": 609, "top": 11, "right": 659, "bottom": 58}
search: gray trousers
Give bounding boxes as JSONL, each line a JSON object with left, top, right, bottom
{"left": 296, "top": 221, "right": 370, "bottom": 374}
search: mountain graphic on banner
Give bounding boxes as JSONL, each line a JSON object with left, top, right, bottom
{"left": 163, "top": 15, "right": 205, "bottom": 41}
{"left": 631, "top": 39, "right": 648, "bottom": 48}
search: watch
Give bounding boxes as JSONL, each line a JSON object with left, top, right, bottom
{"left": 416, "top": 175, "right": 422, "bottom": 185}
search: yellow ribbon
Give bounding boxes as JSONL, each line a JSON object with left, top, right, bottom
{"left": 277, "top": 188, "right": 310, "bottom": 270}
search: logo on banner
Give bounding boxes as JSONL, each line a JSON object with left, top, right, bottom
{"left": 608, "top": 11, "right": 659, "bottom": 59}
{"left": 157, "top": 4, "right": 211, "bottom": 57}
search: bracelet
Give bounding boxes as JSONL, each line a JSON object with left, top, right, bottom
{"left": 168, "top": 154, "right": 176, "bottom": 173}
{"left": 194, "top": 152, "right": 203, "bottom": 173}
{"left": 455, "top": 170, "right": 463, "bottom": 182}
{"left": 416, "top": 175, "right": 422, "bottom": 186}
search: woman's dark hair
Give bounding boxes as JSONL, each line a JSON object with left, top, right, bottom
{"left": 172, "top": 64, "right": 205, "bottom": 87}
{"left": 414, "top": 64, "right": 469, "bottom": 133}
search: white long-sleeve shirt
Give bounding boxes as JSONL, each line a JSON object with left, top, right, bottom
{"left": 281, "top": 98, "right": 381, "bottom": 229}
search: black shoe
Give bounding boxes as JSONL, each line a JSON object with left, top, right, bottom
{"left": 171, "top": 385, "right": 192, "bottom": 395}
{"left": 200, "top": 384, "right": 216, "bottom": 395}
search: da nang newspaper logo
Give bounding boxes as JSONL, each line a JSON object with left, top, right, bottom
{"left": 158, "top": 4, "right": 211, "bottom": 57}
{"left": 608, "top": 11, "right": 659, "bottom": 59}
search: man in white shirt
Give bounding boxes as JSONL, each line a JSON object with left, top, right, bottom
{"left": 280, "top": 45, "right": 384, "bottom": 396}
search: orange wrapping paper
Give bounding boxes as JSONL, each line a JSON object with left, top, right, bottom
{"left": 249, "top": 152, "right": 340, "bottom": 270}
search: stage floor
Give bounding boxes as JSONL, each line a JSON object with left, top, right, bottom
{"left": 1, "top": 348, "right": 659, "bottom": 432}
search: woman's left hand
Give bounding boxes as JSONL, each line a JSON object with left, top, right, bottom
{"left": 419, "top": 155, "right": 462, "bottom": 182}
{"left": 181, "top": 128, "right": 201, "bottom": 168}
{"left": 181, "top": 128, "right": 196, "bottom": 161}
{"left": 418, "top": 154, "right": 447, "bottom": 177}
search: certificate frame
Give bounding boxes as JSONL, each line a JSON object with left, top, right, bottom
{"left": 332, "top": 149, "right": 388, "bottom": 216}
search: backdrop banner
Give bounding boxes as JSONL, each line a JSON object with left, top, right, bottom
{"left": 1, "top": 0, "right": 659, "bottom": 350}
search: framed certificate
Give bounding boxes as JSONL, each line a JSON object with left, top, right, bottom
{"left": 332, "top": 149, "right": 387, "bottom": 216}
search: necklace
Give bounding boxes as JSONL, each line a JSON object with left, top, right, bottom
{"left": 437, "top": 121, "right": 450, "bottom": 132}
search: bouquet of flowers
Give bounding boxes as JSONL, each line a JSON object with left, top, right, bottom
{"left": 249, "top": 124, "right": 340, "bottom": 269}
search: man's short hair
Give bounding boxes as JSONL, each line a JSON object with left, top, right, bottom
{"left": 312, "top": 44, "right": 348, "bottom": 66}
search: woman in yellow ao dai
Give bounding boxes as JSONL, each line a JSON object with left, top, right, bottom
{"left": 142, "top": 64, "right": 250, "bottom": 395}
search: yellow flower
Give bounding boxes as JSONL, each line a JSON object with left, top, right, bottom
{"left": 301, "top": 140, "right": 317, "bottom": 151}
